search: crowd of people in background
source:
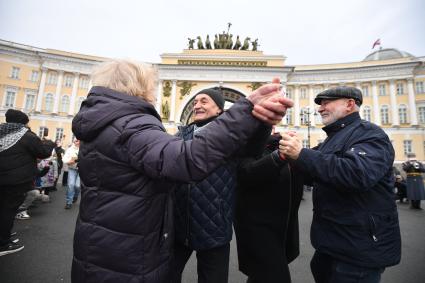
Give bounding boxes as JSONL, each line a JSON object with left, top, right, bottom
{"left": 1, "top": 59, "right": 425, "bottom": 283}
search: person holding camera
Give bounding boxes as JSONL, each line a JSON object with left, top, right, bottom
{"left": 63, "top": 139, "right": 80, "bottom": 209}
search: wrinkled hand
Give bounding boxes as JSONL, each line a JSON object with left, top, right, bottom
{"left": 279, "top": 132, "right": 303, "bottom": 160}
{"left": 248, "top": 78, "right": 294, "bottom": 125}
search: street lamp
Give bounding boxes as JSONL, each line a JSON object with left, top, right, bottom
{"left": 301, "top": 107, "right": 317, "bottom": 149}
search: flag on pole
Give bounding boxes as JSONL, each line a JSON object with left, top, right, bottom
{"left": 372, "top": 39, "right": 381, "bottom": 49}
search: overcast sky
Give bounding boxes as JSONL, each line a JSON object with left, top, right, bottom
{"left": 1, "top": 0, "right": 424, "bottom": 65}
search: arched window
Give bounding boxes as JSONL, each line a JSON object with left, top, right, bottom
{"left": 61, "top": 95, "right": 70, "bottom": 113}
{"left": 44, "top": 93, "right": 54, "bottom": 112}
{"left": 380, "top": 105, "right": 389, "bottom": 125}
{"left": 362, "top": 106, "right": 371, "bottom": 121}
{"left": 398, "top": 104, "right": 408, "bottom": 124}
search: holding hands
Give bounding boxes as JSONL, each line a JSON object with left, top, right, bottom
{"left": 279, "top": 131, "right": 303, "bottom": 160}
{"left": 248, "top": 78, "right": 294, "bottom": 125}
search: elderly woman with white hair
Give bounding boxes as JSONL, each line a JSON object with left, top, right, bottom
{"left": 70, "top": 59, "right": 293, "bottom": 283}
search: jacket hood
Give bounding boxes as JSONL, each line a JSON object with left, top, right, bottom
{"left": 72, "top": 86, "right": 161, "bottom": 142}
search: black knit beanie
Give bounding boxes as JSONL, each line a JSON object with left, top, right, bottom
{"left": 5, "top": 109, "right": 29, "bottom": 124}
{"left": 196, "top": 88, "right": 225, "bottom": 111}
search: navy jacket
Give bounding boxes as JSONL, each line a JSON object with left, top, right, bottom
{"left": 174, "top": 122, "right": 238, "bottom": 250}
{"left": 294, "top": 112, "right": 401, "bottom": 268}
{"left": 71, "top": 86, "right": 268, "bottom": 283}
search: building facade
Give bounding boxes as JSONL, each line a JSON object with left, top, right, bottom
{"left": 1, "top": 38, "right": 424, "bottom": 162}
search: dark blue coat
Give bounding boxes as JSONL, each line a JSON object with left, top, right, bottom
{"left": 174, "top": 123, "right": 237, "bottom": 250}
{"left": 71, "top": 86, "right": 268, "bottom": 283}
{"left": 294, "top": 112, "right": 401, "bottom": 268}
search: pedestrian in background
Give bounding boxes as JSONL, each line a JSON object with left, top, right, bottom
{"left": 402, "top": 153, "right": 425, "bottom": 209}
{"left": 279, "top": 86, "right": 401, "bottom": 283}
{"left": 63, "top": 138, "right": 80, "bottom": 209}
{"left": 0, "top": 109, "right": 54, "bottom": 256}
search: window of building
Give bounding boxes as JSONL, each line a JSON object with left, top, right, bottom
{"left": 300, "top": 88, "right": 307, "bottom": 99}
{"left": 362, "top": 85, "right": 369, "bottom": 97}
{"left": 416, "top": 81, "right": 424, "bottom": 93}
{"left": 313, "top": 88, "right": 322, "bottom": 95}
{"left": 24, "top": 92, "right": 36, "bottom": 110}
{"left": 285, "top": 108, "right": 292, "bottom": 124}
{"left": 398, "top": 104, "right": 408, "bottom": 124}
{"left": 302, "top": 139, "right": 309, "bottom": 148}
{"left": 44, "top": 93, "right": 54, "bottom": 112}
{"left": 419, "top": 106, "right": 425, "bottom": 124}
{"left": 4, "top": 89, "right": 16, "bottom": 107}
{"left": 30, "top": 70, "right": 39, "bottom": 82}
{"left": 379, "top": 84, "right": 386, "bottom": 96}
{"left": 10, "top": 66, "right": 20, "bottom": 79}
{"left": 403, "top": 140, "right": 412, "bottom": 155}
{"left": 64, "top": 75, "right": 73, "bottom": 87}
{"left": 300, "top": 107, "right": 308, "bottom": 125}
{"left": 362, "top": 106, "right": 371, "bottom": 121}
{"left": 55, "top": 128, "right": 64, "bottom": 142}
{"left": 38, "top": 126, "right": 47, "bottom": 138}
{"left": 286, "top": 88, "right": 292, "bottom": 99}
{"left": 396, "top": 83, "right": 404, "bottom": 95}
{"left": 61, "top": 95, "right": 70, "bottom": 113}
{"left": 47, "top": 72, "right": 57, "bottom": 85}
{"left": 79, "top": 76, "right": 89, "bottom": 89}
{"left": 380, "top": 105, "right": 389, "bottom": 124}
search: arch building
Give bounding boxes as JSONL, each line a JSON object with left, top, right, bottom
{"left": 1, "top": 39, "right": 424, "bottom": 163}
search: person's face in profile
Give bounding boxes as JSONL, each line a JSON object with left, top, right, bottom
{"left": 318, "top": 98, "right": 353, "bottom": 126}
{"left": 192, "top": 94, "right": 221, "bottom": 122}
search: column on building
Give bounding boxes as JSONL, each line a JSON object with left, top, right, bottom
{"left": 35, "top": 68, "right": 48, "bottom": 112}
{"left": 52, "top": 71, "right": 64, "bottom": 114}
{"left": 68, "top": 73, "right": 80, "bottom": 115}
{"left": 169, "top": 80, "right": 177, "bottom": 122}
{"left": 294, "top": 85, "right": 300, "bottom": 127}
{"left": 355, "top": 82, "right": 363, "bottom": 118}
{"left": 155, "top": 79, "right": 163, "bottom": 113}
{"left": 308, "top": 85, "right": 316, "bottom": 127}
{"left": 389, "top": 80, "right": 399, "bottom": 127}
{"left": 280, "top": 83, "right": 287, "bottom": 126}
{"left": 407, "top": 78, "right": 418, "bottom": 126}
{"left": 371, "top": 81, "right": 381, "bottom": 126}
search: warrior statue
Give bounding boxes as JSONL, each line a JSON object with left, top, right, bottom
{"left": 241, "top": 37, "right": 251, "bottom": 50}
{"left": 226, "top": 34, "right": 233, "bottom": 49}
{"left": 187, "top": 38, "right": 195, "bottom": 49}
{"left": 251, "top": 38, "right": 259, "bottom": 51}
{"left": 233, "top": 35, "right": 241, "bottom": 50}
{"left": 205, "top": 35, "right": 212, "bottom": 49}
{"left": 196, "top": 36, "right": 204, "bottom": 49}
{"left": 214, "top": 34, "right": 219, "bottom": 49}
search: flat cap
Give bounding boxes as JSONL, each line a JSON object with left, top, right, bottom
{"left": 314, "top": 86, "right": 363, "bottom": 106}
{"left": 5, "top": 109, "right": 29, "bottom": 124}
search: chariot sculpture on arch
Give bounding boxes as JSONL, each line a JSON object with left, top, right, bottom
{"left": 186, "top": 23, "right": 260, "bottom": 51}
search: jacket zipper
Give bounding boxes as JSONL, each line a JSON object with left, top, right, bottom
{"left": 370, "top": 215, "right": 378, "bottom": 242}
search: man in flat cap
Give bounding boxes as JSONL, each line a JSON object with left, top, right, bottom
{"left": 0, "top": 109, "right": 54, "bottom": 256}
{"left": 279, "top": 86, "right": 401, "bottom": 282}
{"left": 172, "top": 88, "right": 277, "bottom": 283}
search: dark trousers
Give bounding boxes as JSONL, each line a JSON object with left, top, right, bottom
{"left": 0, "top": 188, "right": 27, "bottom": 246}
{"left": 311, "top": 251, "right": 384, "bottom": 283}
{"left": 173, "top": 242, "right": 230, "bottom": 283}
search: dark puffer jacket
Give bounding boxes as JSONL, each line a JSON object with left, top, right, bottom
{"left": 174, "top": 123, "right": 238, "bottom": 250}
{"left": 0, "top": 123, "right": 54, "bottom": 191}
{"left": 71, "top": 86, "right": 268, "bottom": 283}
